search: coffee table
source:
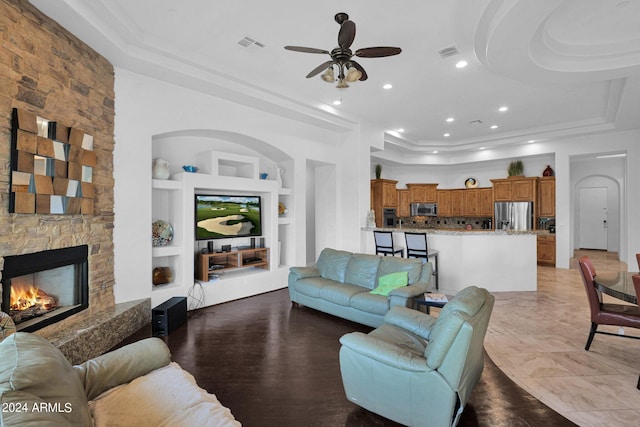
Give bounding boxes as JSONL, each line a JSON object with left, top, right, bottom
{"left": 414, "top": 293, "right": 450, "bottom": 314}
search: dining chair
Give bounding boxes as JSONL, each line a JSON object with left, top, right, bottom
{"left": 633, "top": 274, "right": 640, "bottom": 303}
{"left": 404, "top": 232, "right": 439, "bottom": 289}
{"left": 373, "top": 231, "right": 404, "bottom": 257}
{"left": 577, "top": 256, "right": 640, "bottom": 351}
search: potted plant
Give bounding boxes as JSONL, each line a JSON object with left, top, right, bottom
{"left": 507, "top": 160, "right": 524, "bottom": 177}
{"left": 375, "top": 164, "right": 382, "bottom": 179}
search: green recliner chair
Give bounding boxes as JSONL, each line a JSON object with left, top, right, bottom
{"left": 339, "top": 286, "right": 494, "bottom": 427}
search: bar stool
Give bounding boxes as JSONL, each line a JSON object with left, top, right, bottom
{"left": 373, "top": 231, "right": 404, "bottom": 257}
{"left": 404, "top": 232, "right": 439, "bottom": 290}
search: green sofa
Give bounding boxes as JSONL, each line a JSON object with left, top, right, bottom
{"left": 0, "top": 332, "right": 239, "bottom": 426}
{"left": 339, "top": 286, "right": 494, "bottom": 427}
{"left": 288, "top": 248, "right": 433, "bottom": 328}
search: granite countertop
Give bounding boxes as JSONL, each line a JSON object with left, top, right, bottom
{"left": 363, "top": 227, "right": 554, "bottom": 236}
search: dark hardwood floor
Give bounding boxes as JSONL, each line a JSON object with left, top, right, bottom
{"left": 120, "top": 289, "right": 576, "bottom": 426}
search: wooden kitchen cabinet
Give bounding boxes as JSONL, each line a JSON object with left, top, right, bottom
{"left": 537, "top": 235, "right": 556, "bottom": 266}
{"left": 463, "top": 189, "right": 479, "bottom": 216}
{"left": 479, "top": 188, "right": 493, "bottom": 217}
{"left": 450, "top": 190, "right": 465, "bottom": 216}
{"left": 371, "top": 179, "right": 398, "bottom": 226}
{"left": 492, "top": 180, "right": 512, "bottom": 201}
{"left": 512, "top": 178, "right": 536, "bottom": 201}
{"left": 397, "top": 189, "right": 410, "bottom": 217}
{"left": 437, "top": 189, "right": 451, "bottom": 217}
{"left": 491, "top": 177, "right": 537, "bottom": 202}
{"left": 407, "top": 183, "right": 438, "bottom": 203}
{"left": 538, "top": 177, "right": 555, "bottom": 217}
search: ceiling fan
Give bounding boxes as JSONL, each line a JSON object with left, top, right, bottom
{"left": 284, "top": 12, "right": 402, "bottom": 88}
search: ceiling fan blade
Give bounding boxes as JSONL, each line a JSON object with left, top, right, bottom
{"left": 348, "top": 61, "right": 368, "bottom": 81}
{"left": 338, "top": 20, "right": 356, "bottom": 49}
{"left": 306, "top": 60, "right": 335, "bottom": 78}
{"left": 355, "top": 47, "right": 402, "bottom": 58}
{"left": 284, "top": 46, "right": 330, "bottom": 55}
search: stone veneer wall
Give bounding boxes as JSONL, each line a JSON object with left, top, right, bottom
{"left": 0, "top": 0, "right": 118, "bottom": 341}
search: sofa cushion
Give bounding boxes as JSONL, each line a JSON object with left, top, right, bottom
{"left": 319, "top": 283, "right": 366, "bottom": 306}
{"left": 294, "top": 277, "right": 336, "bottom": 298}
{"left": 344, "top": 254, "right": 381, "bottom": 289}
{"left": 350, "top": 293, "right": 391, "bottom": 315}
{"left": 376, "top": 257, "right": 423, "bottom": 285}
{"left": 370, "top": 271, "right": 408, "bottom": 296}
{"left": 317, "top": 248, "right": 352, "bottom": 283}
{"left": 0, "top": 332, "right": 93, "bottom": 427}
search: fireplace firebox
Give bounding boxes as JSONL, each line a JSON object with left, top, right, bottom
{"left": 1, "top": 245, "right": 88, "bottom": 332}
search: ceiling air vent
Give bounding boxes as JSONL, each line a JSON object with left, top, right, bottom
{"left": 436, "top": 45, "right": 459, "bottom": 59}
{"left": 238, "top": 36, "right": 265, "bottom": 48}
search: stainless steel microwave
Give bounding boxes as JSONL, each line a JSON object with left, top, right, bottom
{"left": 410, "top": 203, "right": 438, "bottom": 217}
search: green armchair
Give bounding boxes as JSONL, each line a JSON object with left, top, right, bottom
{"left": 339, "top": 286, "right": 494, "bottom": 427}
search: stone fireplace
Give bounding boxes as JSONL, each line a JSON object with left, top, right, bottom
{"left": 1, "top": 245, "right": 89, "bottom": 332}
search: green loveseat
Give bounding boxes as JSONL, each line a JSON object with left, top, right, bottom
{"left": 288, "top": 248, "right": 433, "bottom": 328}
{"left": 0, "top": 332, "right": 239, "bottom": 426}
{"left": 339, "top": 286, "right": 494, "bottom": 427}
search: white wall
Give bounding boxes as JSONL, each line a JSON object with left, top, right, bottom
{"left": 113, "top": 68, "right": 371, "bottom": 305}
{"left": 377, "top": 154, "right": 555, "bottom": 189}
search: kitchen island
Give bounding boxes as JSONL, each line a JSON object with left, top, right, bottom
{"left": 363, "top": 227, "right": 538, "bottom": 293}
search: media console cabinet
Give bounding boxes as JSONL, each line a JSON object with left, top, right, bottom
{"left": 196, "top": 247, "right": 269, "bottom": 281}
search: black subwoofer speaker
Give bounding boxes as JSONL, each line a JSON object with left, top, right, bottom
{"left": 152, "top": 296, "right": 187, "bottom": 336}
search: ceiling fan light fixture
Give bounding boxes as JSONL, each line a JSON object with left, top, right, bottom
{"left": 345, "top": 66, "right": 362, "bottom": 82}
{"left": 336, "top": 79, "right": 349, "bottom": 89}
{"left": 321, "top": 67, "right": 335, "bottom": 83}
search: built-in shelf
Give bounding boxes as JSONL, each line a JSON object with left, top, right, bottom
{"left": 152, "top": 179, "right": 181, "bottom": 190}
{"left": 152, "top": 246, "right": 181, "bottom": 257}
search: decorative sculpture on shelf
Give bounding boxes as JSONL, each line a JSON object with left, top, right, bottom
{"left": 367, "top": 210, "right": 376, "bottom": 228}
{"left": 275, "top": 164, "right": 285, "bottom": 188}
{"left": 152, "top": 158, "right": 170, "bottom": 179}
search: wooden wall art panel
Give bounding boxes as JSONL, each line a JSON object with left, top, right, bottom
{"left": 9, "top": 108, "right": 95, "bottom": 215}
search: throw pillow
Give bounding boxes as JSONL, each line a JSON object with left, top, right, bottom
{"left": 370, "top": 271, "right": 408, "bottom": 296}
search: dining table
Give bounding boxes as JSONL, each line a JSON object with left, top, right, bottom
{"left": 593, "top": 271, "right": 639, "bottom": 389}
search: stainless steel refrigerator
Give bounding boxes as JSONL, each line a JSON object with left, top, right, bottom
{"left": 494, "top": 201, "right": 534, "bottom": 231}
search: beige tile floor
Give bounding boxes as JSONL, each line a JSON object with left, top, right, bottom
{"left": 484, "top": 250, "right": 640, "bottom": 426}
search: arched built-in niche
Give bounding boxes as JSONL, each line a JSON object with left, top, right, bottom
{"left": 151, "top": 129, "right": 293, "bottom": 184}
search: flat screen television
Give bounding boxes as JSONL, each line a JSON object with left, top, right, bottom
{"left": 195, "top": 194, "right": 262, "bottom": 240}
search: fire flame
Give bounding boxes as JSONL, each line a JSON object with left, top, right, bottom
{"left": 10, "top": 284, "right": 57, "bottom": 311}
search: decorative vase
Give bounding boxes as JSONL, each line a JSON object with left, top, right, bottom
{"left": 152, "top": 267, "right": 173, "bottom": 285}
{"left": 152, "top": 158, "right": 170, "bottom": 179}
{"left": 543, "top": 165, "right": 554, "bottom": 177}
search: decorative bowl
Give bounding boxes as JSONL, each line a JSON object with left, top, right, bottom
{"left": 182, "top": 165, "right": 198, "bottom": 173}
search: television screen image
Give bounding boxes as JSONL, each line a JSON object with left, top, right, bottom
{"left": 195, "top": 195, "right": 262, "bottom": 240}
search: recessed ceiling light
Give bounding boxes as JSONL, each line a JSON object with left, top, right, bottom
{"left": 527, "top": 140, "right": 535, "bottom": 143}
{"left": 479, "top": 147, "right": 486, "bottom": 150}
{"left": 432, "top": 151, "right": 438, "bottom": 154}
{"left": 498, "top": 106, "right": 508, "bottom": 112}
{"left": 446, "top": 117, "right": 454, "bottom": 123}
{"left": 332, "top": 100, "right": 341, "bottom": 106}
{"left": 443, "top": 133, "right": 450, "bottom": 137}
{"left": 455, "top": 60, "right": 468, "bottom": 69}
{"left": 397, "top": 128, "right": 404, "bottom": 133}
{"left": 490, "top": 125, "right": 498, "bottom": 129}
{"left": 383, "top": 83, "right": 393, "bottom": 90}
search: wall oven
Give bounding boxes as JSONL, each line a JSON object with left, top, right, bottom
{"left": 410, "top": 203, "right": 438, "bottom": 217}
{"left": 382, "top": 208, "right": 397, "bottom": 227}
